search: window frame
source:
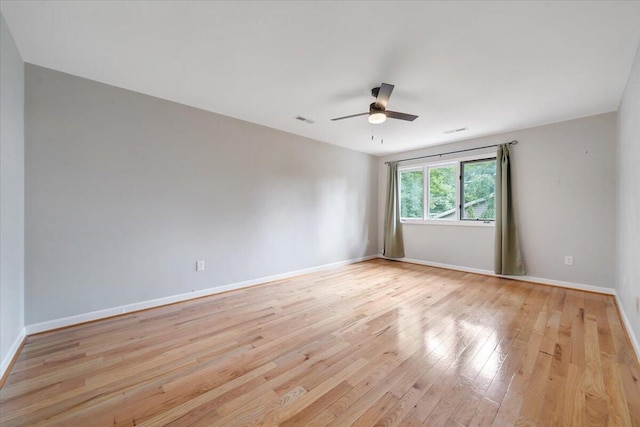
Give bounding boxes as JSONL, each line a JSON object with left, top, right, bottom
{"left": 398, "top": 153, "right": 496, "bottom": 227}
{"left": 398, "top": 166, "right": 425, "bottom": 221}
{"left": 460, "top": 157, "right": 497, "bottom": 222}
{"left": 425, "top": 161, "right": 458, "bottom": 222}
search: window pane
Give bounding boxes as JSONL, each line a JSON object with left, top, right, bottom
{"left": 400, "top": 170, "right": 423, "bottom": 219}
{"left": 428, "top": 165, "right": 456, "bottom": 219}
{"left": 462, "top": 159, "right": 496, "bottom": 220}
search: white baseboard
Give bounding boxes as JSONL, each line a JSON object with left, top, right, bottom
{"left": 25, "top": 254, "right": 379, "bottom": 335}
{"left": 393, "top": 257, "right": 495, "bottom": 277}
{"left": 502, "top": 274, "right": 616, "bottom": 296}
{"left": 381, "top": 255, "right": 616, "bottom": 295}
{"left": 615, "top": 294, "right": 640, "bottom": 364}
{"left": 1, "top": 327, "right": 26, "bottom": 382}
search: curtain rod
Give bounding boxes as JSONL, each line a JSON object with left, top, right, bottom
{"left": 385, "top": 140, "right": 518, "bottom": 164}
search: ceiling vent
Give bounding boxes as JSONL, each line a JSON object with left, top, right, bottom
{"left": 443, "top": 127, "right": 468, "bottom": 134}
{"left": 295, "top": 116, "right": 315, "bottom": 124}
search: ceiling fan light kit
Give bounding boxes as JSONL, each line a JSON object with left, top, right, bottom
{"left": 368, "top": 110, "right": 386, "bottom": 124}
{"left": 332, "top": 82, "right": 419, "bottom": 124}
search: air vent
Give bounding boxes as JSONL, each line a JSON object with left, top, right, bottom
{"left": 295, "top": 116, "right": 315, "bottom": 124}
{"left": 443, "top": 127, "right": 468, "bottom": 134}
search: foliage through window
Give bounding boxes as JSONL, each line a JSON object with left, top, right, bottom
{"left": 461, "top": 159, "right": 496, "bottom": 220}
{"left": 399, "top": 157, "right": 496, "bottom": 223}
{"left": 428, "top": 165, "right": 456, "bottom": 218}
{"left": 400, "top": 170, "right": 423, "bottom": 219}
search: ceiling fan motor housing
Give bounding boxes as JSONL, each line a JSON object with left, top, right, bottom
{"left": 369, "top": 102, "right": 385, "bottom": 114}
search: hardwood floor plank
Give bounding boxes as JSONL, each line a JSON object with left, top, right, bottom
{"left": 468, "top": 397, "right": 499, "bottom": 427}
{"left": 372, "top": 384, "right": 424, "bottom": 427}
{"left": 619, "top": 363, "right": 640, "bottom": 425}
{"left": 538, "top": 373, "right": 567, "bottom": 426}
{"left": 135, "top": 361, "right": 278, "bottom": 426}
{"left": 0, "top": 259, "right": 637, "bottom": 426}
{"left": 563, "top": 363, "right": 586, "bottom": 426}
{"left": 602, "top": 354, "right": 633, "bottom": 427}
{"left": 584, "top": 315, "right": 609, "bottom": 426}
{"left": 517, "top": 351, "right": 553, "bottom": 422}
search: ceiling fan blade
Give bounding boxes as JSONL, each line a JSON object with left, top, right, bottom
{"left": 375, "top": 83, "right": 394, "bottom": 108}
{"left": 386, "top": 111, "right": 419, "bottom": 121}
{"left": 331, "top": 112, "right": 369, "bottom": 121}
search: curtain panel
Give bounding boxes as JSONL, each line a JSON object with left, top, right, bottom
{"left": 494, "top": 144, "right": 525, "bottom": 275}
{"left": 383, "top": 161, "right": 405, "bottom": 258}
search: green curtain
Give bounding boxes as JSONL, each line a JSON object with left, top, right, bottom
{"left": 383, "top": 161, "right": 405, "bottom": 258}
{"left": 495, "top": 144, "right": 525, "bottom": 275}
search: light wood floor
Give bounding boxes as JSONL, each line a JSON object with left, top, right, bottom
{"left": 1, "top": 259, "right": 638, "bottom": 426}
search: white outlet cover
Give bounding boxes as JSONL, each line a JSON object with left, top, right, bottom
{"left": 196, "top": 260, "right": 205, "bottom": 271}
{"left": 565, "top": 256, "right": 573, "bottom": 266}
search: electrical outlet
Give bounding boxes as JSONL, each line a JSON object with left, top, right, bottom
{"left": 636, "top": 297, "right": 639, "bottom": 313}
{"left": 564, "top": 256, "right": 573, "bottom": 266}
{"left": 196, "top": 260, "right": 205, "bottom": 271}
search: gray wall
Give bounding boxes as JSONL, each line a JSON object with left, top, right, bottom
{"left": 1, "top": 14, "right": 25, "bottom": 365}
{"left": 378, "top": 113, "right": 617, "bottom": 289}
{"left": 25, "top": 65, "right": 378, "bottom": 325}
{"left": 617, "top": 42, "right": 640, "bottom": 344}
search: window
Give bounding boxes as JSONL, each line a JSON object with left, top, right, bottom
{"left": 461, "top": 159, "right": 496, "bottom": 220}
{"left": 428, "top": 165, "right": 456, "bottom": 219}
{"left": 399, "top": 156, "right": 496, "bottom": 224}
{"left": 400, "top": 169, "right": 423, "bottom": 219}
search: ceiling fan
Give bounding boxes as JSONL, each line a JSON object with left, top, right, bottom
{"left": 331, "top": 83, "right": 418, "bottom": 124}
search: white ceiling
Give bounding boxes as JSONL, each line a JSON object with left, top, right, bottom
{"left": 2, "top": 1, "right": 640, "bottom": 155}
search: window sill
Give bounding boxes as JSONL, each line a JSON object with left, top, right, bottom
{"left": 400, "top": 219, "right": 495, "bottom": 227}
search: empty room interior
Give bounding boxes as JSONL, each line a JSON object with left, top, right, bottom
{"left": 1, "top": 1, "right": 640, "bottom": 426}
